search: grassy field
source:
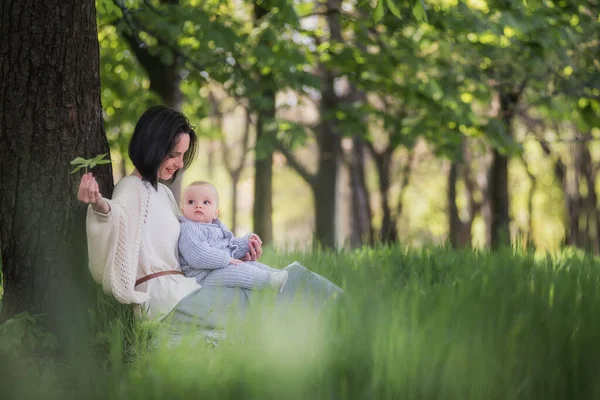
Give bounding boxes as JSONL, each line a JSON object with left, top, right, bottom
{"left": 2, "top": 245, "right": 600, "bottom": 399}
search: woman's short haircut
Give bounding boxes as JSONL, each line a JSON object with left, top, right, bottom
{"left": 129, "top": 105, "right": 198, "bottom": 189}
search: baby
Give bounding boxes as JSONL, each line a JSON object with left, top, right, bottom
{"left": 178, "top": 181, "right": 288, "bottom": 292}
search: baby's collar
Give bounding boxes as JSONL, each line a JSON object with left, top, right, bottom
{"left": 179, "top": 215, "right": 221, "bottom": 225}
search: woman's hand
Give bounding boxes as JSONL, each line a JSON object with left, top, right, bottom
{"left": 242, "top": 237, "right": 263, "bottom": 261}
{"left": 249, "top": 234, "right": 262, "bottom": 245}
{"left": 249, "top": 237, "right": 263, "bottom": 260}
{"left": 77, "top": 173, "right": 110, "bottom": 214}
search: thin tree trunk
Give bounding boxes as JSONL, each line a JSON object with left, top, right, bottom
{"left": 0, "top": 0, "right": 110, "bottom": 345}
{"left": 489, "top": 149, "right": 510, "bottom": 248}
{"left": 568, "top": 141, "right": 583, "bottom": 247}
{"left": 231, "top": 179, "right": 239, "bottom": 235}
{"left": 448, "top": 160, "right": 461, "bottom": 248}
{"left": 346, "top": 88, "right": 373, "bottom": 247}
{"left": 459, "top": 141, "right": 483, "bottom": 247}
{"left": 251, "top": 3, "right": 275, "bottom": 245}
{"left": 253, "top": 108, "right": 274, "bottom": 245}
{"left": 581, "top": 139, "right": 600, "bottom": 253}
{"left": 310, "top": 0, "right": 344, "bottom": 249}
{"left": 348, "top": 136, "right": 374, "bottom": 246}
{"left": 489, "top": 87, "right": 523, "bottom": 249}
{"left": 314, "top": 119, "right": 341, "bottom": 248}
{"left": 521, "top": 155, "right": 537, "bottom": 249}
{"left": 375, "top": 149, "right": 397, "bottom": 243}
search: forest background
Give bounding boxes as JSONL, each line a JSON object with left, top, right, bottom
{"left": 97, "top": 0, "right": 600, "bottom": 253}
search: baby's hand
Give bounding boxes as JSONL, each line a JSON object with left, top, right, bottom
{"left": 249, "top": 234, "right": 262, "bottom": 245}
{"left": 229, "top": 258, "right": 243, "bottom": 265}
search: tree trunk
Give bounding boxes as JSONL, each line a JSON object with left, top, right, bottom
{"left": 521, "top": 156, "right": 537, "bottom": 249}
{"left": 455, "top": 141, "right": 482, "bottom": 248}
{"left": 373, "top": 149, "right": 397, "bottom": 243}
{"left": 347, "top": 84, "right": 373, "bottom": 247}
{"left": 489, "top": 89, "right": 521, "bottom": 249}
{"left": 231, "top": 177, "right": 239, "bottom": 235}
{"left": 348, "top": 136, "right": 374, "bottom": 247}
{"left": 0, "top": 0, "right": 110, "bottom": 345}
{"left": 448, "top": 160, "right": 461, "bottom": 248}
{"left": 313, "top": 62, "right": 341, "bottom": 250}
{"left": 253, "top": 108, "right": 275, "bottom": 245}
{"left": 314, "top": 119, "right": 341, "bottom": 248}
{"left": 566, "top": 141, "right": 583, "bottom": 247}
{"left": 251, "top": 3, "right": 275, "bottom": 245}
{"left": 581, "top": 139, "right": 600, "bottom": 253}
{"left": 489, "top": 149, "right": 510, "bottom": 248}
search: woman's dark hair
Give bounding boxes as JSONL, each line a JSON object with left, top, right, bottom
{"left": 129, "top": 105, "right": 198, "bottom": 189}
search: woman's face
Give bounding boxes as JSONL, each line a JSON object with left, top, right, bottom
{"left": 158, "top": 133, "right": 190, "bottom": 180}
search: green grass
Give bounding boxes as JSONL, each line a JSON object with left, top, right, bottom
{"left": 2, "top": 245, "right": 600, "bottom": 399}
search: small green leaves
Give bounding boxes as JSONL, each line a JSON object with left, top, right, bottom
{"left": 412, "top": 0, "right": 428, "bottom": 23}
{"left": 70, "top": 153, "right": 111, "bottom": 174}
{"left": 374, "top": 0, "right": 424, "bottom": 22}
{"left": 525, "top": 0, "right": 542, "bottom": 10}
{"left": 374, "top": 0, "right": 385, "bottom": 22}
{"left": 386, "top": 0, "right": 403, "bottom": 20}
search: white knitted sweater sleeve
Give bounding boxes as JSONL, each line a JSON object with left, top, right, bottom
{"left": 86, "top": 177, "right": 151, "bottom": 305}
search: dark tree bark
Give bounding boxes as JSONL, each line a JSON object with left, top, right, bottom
{"left": 489, "top": 149, "right": 510, "bottom": 248}
{"left": 373, "top": 147, "right": 397, "bottom": 243}
{"left": 252, "top": 103, "right": 275, "bottom": 245}
{"left": 581, "top": 137, "right": 600, "bottom": 253}
{"left": 251, "top": 2, "right": 275, "bottom": 245}
{"left": 344, "top": 88, "right": 373, "bottom": 247}
{"left": 313, "top": 64, "right": 342, "bottom": 249}
{"left": 489, "top": 85, "right": 524, "bottom": 249}
{"left": 348, "top": 136, "right": 374, "bottom": 247}
{"left": 0, "top": 0, "right": 111, "bottom": 344}
{"left": 448, "top": 160, "right": 461, "bottom": 248}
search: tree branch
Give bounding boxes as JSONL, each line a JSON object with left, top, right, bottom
{"left": 392, "top": 149, "right": 415, "bottom": 221}
{"left": 113, "top": 0, "right": 210, "bottom": 82}
{"left": 275, "top": 142, "right": 317, "bottom": 188}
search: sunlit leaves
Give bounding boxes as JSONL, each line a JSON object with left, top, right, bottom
{"left": 412, "top": 0, "right": 428, "bottom": 22}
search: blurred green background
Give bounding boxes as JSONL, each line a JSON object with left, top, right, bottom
{"left": 98, "top": 0, "right": 600, "bottom": 252}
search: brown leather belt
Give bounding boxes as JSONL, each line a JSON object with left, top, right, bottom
{"left": 135, "top": 270, "right": 184, "bottom": 287}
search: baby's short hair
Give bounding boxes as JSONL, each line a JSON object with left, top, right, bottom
{"left": 185, "top": 180, "right": 220, "bottom": 206}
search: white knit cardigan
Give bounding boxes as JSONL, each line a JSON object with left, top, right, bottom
{"left": 87, "top": 176, "right": 153, "bottom": 304}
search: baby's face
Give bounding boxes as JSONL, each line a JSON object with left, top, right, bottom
{"left": 182, "top": 185, "right": 219, "bottom": 223}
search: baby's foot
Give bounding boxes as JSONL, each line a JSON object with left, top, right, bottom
{"left": 269, "top": 270, "right": 288, "bottom": 293}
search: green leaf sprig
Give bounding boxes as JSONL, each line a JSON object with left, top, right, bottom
{"left": 70, "top": 153, "right": 111, "bottom": 174}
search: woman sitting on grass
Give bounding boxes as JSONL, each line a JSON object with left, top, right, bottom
{"left": 77, "top": 105, "right": 341, "bottom": 328}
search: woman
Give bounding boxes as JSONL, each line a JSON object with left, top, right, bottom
{"left": 79, "top": 105, "right": 341, "bottom": 330}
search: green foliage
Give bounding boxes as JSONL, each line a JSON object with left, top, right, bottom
{"left": 70, "top": 153, "right": 112, "bottom": 174}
